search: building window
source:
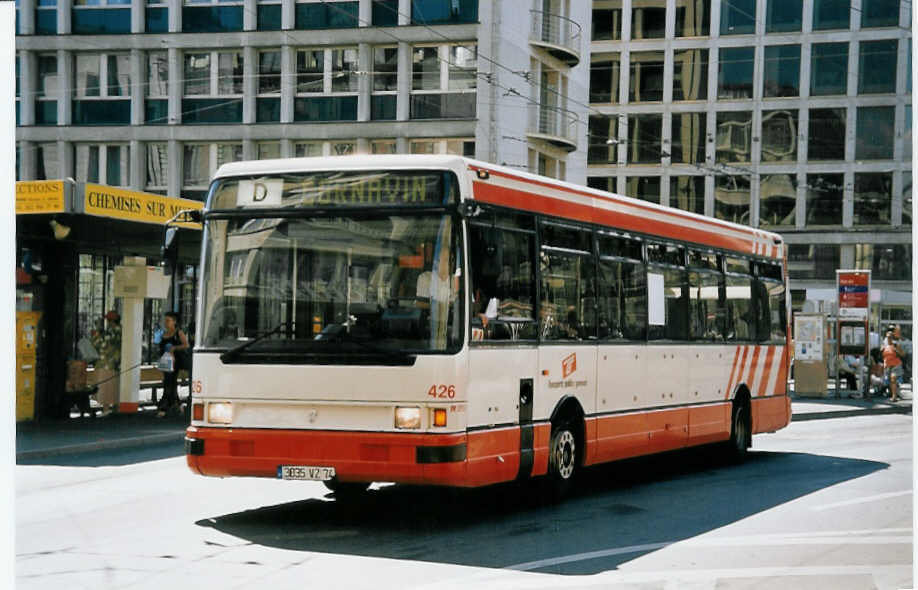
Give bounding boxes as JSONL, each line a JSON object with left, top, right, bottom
{"left": 765, "top": 0, "right": 801, "bottom": 32}
{"left": 761, "top": 109, "right": 798, "bottom": 162}
{"left": 294, "top": 142, "right": 323, "bottom": 157}
{"left": 853, "top": 173, "right": 893, "bottom": 225}
{"left": 808, "top": 108, "right": 846, "bottom": 161}
{"left": 588, "top": 114, "right": 619, "bottom": 165}
{"left": 805, "top": 173, "right": 843, "bottom": 226}
{"left": 673, "top": 49, "right": 708, "bottom": 101}
{"left": 36, "top": 53, "right": 58, "bottom": 125}
{"left": 625, "top": 177, "right": 661, "bottom": 204}
{"left": 903, "top": 176, "right": 912, "bottom": 225}
{"left": 720, "top": 0, "right": 755, "bottom": 35}
{"left": 718, "top": 47, "right": 754, "bottom": 99}
{"left": 675, "top": 0, "right": 710, "bottom": 37}
{"left": 294, "top": 47, "right": 359, "bottom": 122}
{"left": 73, "top": 53, "right": 131, "bottom": 125}
{"left": 75, "top": 144, "right": 129, "bottom": 186}
{"left": 295, "top": 0, "right": 358, "bottom": 29}
{"left": 183, "top": 0, "right": 243, "bottom": 33}
{"left": 145, "top": 51, "right": 168, "bottom": 125}
{"left": 372, "top": 46, "right": 397, "bottom": 120}
{"left": 861, "top": 0, "right": 900, "bottom": 27}
{"left": 671, "top": 112, "right": 706, "bottom": 164}
{"left": 182, "top": 51, "right": 244, "bottom": 124}
{"left": 714, "top": 175, "right": 750, "bottom": 224}
{"left": 371, "top": 139, "right": 397, "bottom": 154}
{"left": 256, "top": 141, "right": 281, "bottom": 160}
{"left": 629, "top": 51, "right": 664, "bottom": 103}
{"left": 627, "top": 114, "right": 663, "bottom": 164}
{"left": 813, "top": 0, "right": 850, "bottom": 30}
{"left": 592, "top": 4, "right": 622, "bottom": 40}
{"left": 36, "top": 0, "right": 58, "bottom": 35}
{"left": 632, "top": 1, "right": 665, "bottom": 39}
{"left": 715, "top": 111, "right": 752, "bottom": 163}
{"left": 409, "top": 138, "right": 474, "bottom": 156}
{"left": 810, "top": 42, "right": 848, "bottom": 96}
{"left": 72, "top": 0, "right": 131, "bottom": 34}
{"left": 859, "top": 40, "right": 898, "bottom": 94}
{"left": 905, "top": 104, "right": 913, "bottom": 160}
{"left": 257, "top": 50, "right": 281, "bottom": 122}
{"left": 146, "top": 0, "right": 168, "bottom": 33}
{"left": 788, "top": 244, "right": 840, "bottom": 280}
{"left": 856, "top": 244, "right": 912, "bottom": 280}
{"left": 590, "top": 52, "right": 620, "bottom": 104}
{"left": 146, "top": 142, "right": 168, "bottom": 193}
{"left": 763, "top": 45, "right": 800, "bottom": 98}
{"left": 36, "top": 143, "right": 60, "bottom": 180}
{"left": 257, "top": 0, "right": 282, "bottom": 30}
{"left": 183, "top": 143, "right": 241, "bottom": 198}
{"left": 293, "top": 140, "right": 358, "bottom": 157}
{"left": 670, "top": 176, "right": 705, "bottom": 214}
{"left": 410, "top": 0, "right": 477, "bottom": 24}
{"left": 759, "top": 174, "right": 797, "bottom": 227}
{"left": 410, "top": 44, "right": 477, "bottom": 119}
{"left": 372, "top": 0, "right": 399, "bottom": 26}
{"left": 587, "top": 177, "right": 614, "bottom": 192}
{"left": 855, "top": 106, "right": 895, "bottom": 160}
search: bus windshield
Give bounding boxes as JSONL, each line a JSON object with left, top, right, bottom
{"left": 200, "top": 213, "right": 463, "bottom": 357}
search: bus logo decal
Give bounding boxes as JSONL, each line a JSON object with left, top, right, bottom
{"left": 562, "top": 353, "right": 577, "bottom": 378}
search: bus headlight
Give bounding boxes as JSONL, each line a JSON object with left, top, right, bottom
{"left": 394, "top": 407, "right": 421, "bottom": 429}
{"left": 207, "top": 402, "right": 233, "bottom": 424}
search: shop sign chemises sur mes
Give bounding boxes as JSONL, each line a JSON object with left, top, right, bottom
{"left": 84, "top": 184, "right": 203, "bottom": 228}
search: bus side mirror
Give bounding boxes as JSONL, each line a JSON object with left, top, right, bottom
{"left": 162, "top": 226, "right": 179, "bottom": 276}
{"left": 458, "top": 202, "right": 482, "bottom": 218}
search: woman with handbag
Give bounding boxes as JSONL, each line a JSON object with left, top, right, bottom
{"left": 157, "top": 311, "right": 190, "bottom": 417}
{"left": 882, "top": 325, "right": 905, "bottom": 403}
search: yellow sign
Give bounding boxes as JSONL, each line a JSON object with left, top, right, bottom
{"left": 16, "top": 180, "right": 65, "bottom": 214}
{"left": 84, "top": 184, "right": 203, "bottom": 228}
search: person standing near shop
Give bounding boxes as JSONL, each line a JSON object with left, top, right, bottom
{"left": 882, "top": 326, "right": 905, "bottom": 403}
{"left": 157, "top": 311, "right": 190, "bottom": 417}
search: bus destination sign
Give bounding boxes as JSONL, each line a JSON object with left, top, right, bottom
{"left": 227, "top": 171, "right": 454, "bottom": 209}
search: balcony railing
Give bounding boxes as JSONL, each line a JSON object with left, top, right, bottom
{"left": 527, "top": 105, "right": 578, "bottom": 151}
{"left": 529, "top": 10, "right": 581, "bottom": 66}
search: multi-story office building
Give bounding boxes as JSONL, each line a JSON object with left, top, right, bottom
{"left": 588, "top": 0, "right": 912, "bottom": 334}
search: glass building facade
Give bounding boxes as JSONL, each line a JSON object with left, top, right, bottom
{"left": 589, "top": 0, "right": 912, "bottom": 309}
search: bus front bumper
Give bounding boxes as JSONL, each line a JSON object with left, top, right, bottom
{"left": 184, "top": 426, "right": 470, "bottom": 486}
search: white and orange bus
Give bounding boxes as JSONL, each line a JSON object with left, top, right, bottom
{"left": 184, "top": 155, "right": 791, "bottom": 495}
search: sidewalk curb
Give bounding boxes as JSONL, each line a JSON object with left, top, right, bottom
{"left": 792, "top": 405, "right": 912, "bottom": 422}
{"left": 16, "top": 432, "right": 185, "bottom": 462}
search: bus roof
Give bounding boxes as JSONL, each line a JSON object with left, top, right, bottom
{"left": 213, "top": 155, "right": 784, "bottom": 260}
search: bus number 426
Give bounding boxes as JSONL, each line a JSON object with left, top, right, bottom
{"left": 428, "top": 385, "right": 456, "bottom": 399}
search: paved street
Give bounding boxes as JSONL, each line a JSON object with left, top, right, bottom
{"left": 16, "top": 413, "right": 912, "bottom": 590}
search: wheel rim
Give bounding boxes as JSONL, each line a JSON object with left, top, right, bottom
{"left": 553, "top": 430, "right": 576, "bottom": 480}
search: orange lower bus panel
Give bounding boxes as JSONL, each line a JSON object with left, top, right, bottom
{"left": 751, "top": 395, "right": 792, "bottom": 434}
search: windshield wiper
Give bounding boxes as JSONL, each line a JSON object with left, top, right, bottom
{"left": 220, "top": 322, "right": 288, "bottom": 363}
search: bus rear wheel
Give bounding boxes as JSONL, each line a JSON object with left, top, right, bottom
{"left": 727, "top": 401, "right": 751, "bottom": 462}
{"left": 323, "top": 479, "right": 370, "bottom": 498}
{"left": 546, "top": 422, "right": 578, "bottom": 500}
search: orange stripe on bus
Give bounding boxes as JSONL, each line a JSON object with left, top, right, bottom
{"left": 758, "top": 345, "right": 777, "bottom": 396}
{"left": 725, "top": 345, "right": 744, "bottom": 399}
{"left": 774, "top": 347, "right": 789, "bottom": 396}
{"left": 472, "top": 181, "right": 759, "bottom": 256}
{"left": 746, "top": 346, "right": 763, "bottom": 397}
{"left": 733, "top": 346, "right": 751, "bottom": 394}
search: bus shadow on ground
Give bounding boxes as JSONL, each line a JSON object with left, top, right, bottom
{"left": 196, "top": 447, "right": 888, "bottom": 575}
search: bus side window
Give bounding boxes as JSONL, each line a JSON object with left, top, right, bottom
{"left": 597, "top": 234, "right": 646, "bottom": 341}
{"left": 725, "top": 275, "right": 755, "bottom": 341}
{"left": 760, "top": 279, "right": 786, "bottom": 341}
{"left": 689, "top": 270, "right": 725, "bottom": 341}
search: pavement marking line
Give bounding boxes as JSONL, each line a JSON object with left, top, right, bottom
{"left": 507, "top": 542, "right": 672, "bottom": 571}
{"left": 811, "top": 490, "right": 913, "bottom": 511}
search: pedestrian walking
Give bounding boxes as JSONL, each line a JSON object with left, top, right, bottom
{"left": 882, "top": 326, "right": 905, "bottom": 403}
{"left": 157, "top": 311, "right": 190, "bottom": 417}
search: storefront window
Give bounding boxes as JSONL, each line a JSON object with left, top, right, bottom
{"left": 590, "top": 52, "right": 620, "bottom": 104}
{"left": 632, "top": 1, "right": 665, "bottom": 39}
{"left": 628, "top": 114, "right": 663, "bottom": 164}
{"left": 766, "top": 0, "right": 801, "bottom": 32}
{"left": 625, "top": 176, "right": 661, "bottom": 204}
{"left": 813, "top": 0, "right": 849, "bottom": 30}
{"left": 763, "top": 45, "right": 800, "bottom": 97}
{"left": 808, "top": 108, "right": 846, "bottom": 160}
{"left": 810, "top": 43, "right": 848, "bottom": 96}
{"left": 674, "top": 0, "right": 709, "bottom": 37}
{"left": 805, "top": 173, "right": 843, "bottom": 226}
{"left": 629, "top": 52, "right": 664, "bottom": 102}
{"left": 592, "top": 4, "right": 622, "bottom": 41}
{"left": 671, "top": 112, "right": 706, "bottom": 164}
{"left": 759, "top": 174, "right": 797, "bottom": 227}
{"left": 714, "top": 175, "right": 751, "bottom": 224}
{"left": 77, "top": 255, "right": 117, "bottom": 362}
{"left": 720, "top": 0, "right": 755, "bottom": 34}
{"left": 718, "top": 47, "right": 754, "bottom": 99}
{"left": 853, "top": 173, "right": 893, "bottom": 225}
{"left": 855, "top": 106, "right": 895, "bottom": 160}
{"left": 761, "top": 109, "right": 798, "bottom": 162}
{"left": 670, "top": 176, "right": 705, "bottom": 214}
{"left": 715, "top": 111, "right": 752, "bottom": 163}
{"left": 859, "top": 40, "right": 897, "bottom": 94}
{"left": 673, "top": 49, "right": 708, "bottom": 101}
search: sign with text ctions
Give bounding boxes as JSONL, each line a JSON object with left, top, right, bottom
{"left": 84, "top": 184, "right": 203, "bottom": 228}
{"left": 16, "top": 180, "right": 65, "bottom": 214}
